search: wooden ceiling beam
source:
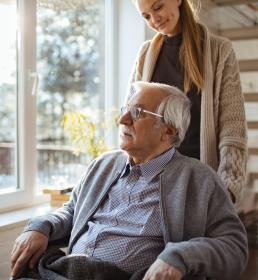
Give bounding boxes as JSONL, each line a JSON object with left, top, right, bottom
{"left": 244, "top": 93, "right": 258, "bottom": 102}
{"left": 248, "top": 172, "right": 258, "bottom": 184}
{"left": 248, "top": 147, "right": 258, "bottom": 155}
{"left": 213, "top": 0, "right": 258, "bottom": 6}
{"left": 247, "top": 120, "right": 258, "bottom": 129}
{"left": 239, "top": 59, "right": 258, "bottom": 71}
{"left": 219, "top": 26, "right": 258, "bottom": 40}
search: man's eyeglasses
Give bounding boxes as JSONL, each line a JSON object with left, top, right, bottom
{"left": 120, "top": 105, "right": 163, "bottom": 121}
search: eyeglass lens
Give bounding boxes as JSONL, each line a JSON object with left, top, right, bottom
{"left": 120, "top": 106, "right": 142, "bottom": 120}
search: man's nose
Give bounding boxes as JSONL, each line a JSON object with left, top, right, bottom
{"left": 119, "top": 111, "right": 133, "bottom": 125}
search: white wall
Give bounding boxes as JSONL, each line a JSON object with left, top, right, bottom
{"left": 105, "top": 1, "right": 147, "bottom": 147}
{"left": 116, "top": 0, "right": 145, "bottom": 106}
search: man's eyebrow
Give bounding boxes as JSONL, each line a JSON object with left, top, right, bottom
{"left": 133, "top": 103, "right": 145, "bottom": 108}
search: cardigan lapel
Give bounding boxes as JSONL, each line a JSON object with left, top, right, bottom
{"left": 68, "top": 154, "right": 128, "bottom": 252}
{"left": 200, "top": 25, "right": 218, "bottom": 170}
{"left": 142, "top": 33, "right": 164, "bottom": 81}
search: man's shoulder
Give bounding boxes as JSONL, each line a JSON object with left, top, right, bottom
{"left": 173, "top": 151, "right": 213, "bottom": 168}
{"left": 164, "top": 151, "right": 227, "bottom": 198}
{"left": 91, "top": 149, "right": 127, "bottom": 170}
{"left": 166, "top": 151, "right": 220, "bottom": 181}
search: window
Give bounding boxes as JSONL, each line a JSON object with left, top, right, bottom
{"left": 36, "top": 1, "right": 105, "bottom": 189}
{"left": 0, "top": 1, "right": 18, "bottom": 193}
{"left": 0, "top": 0, "right": 111, "bottom": 211}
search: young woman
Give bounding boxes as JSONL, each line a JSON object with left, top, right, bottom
{"left": 129, "top": 0, "right": 247, "bottom": 205}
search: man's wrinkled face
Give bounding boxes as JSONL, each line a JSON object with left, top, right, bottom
{"left": 119, "top": 87, "right": 167, "bottom": 161}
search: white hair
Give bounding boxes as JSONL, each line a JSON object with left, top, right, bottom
{"left": 131, "top": 81, "right": 191, "bottom": 147}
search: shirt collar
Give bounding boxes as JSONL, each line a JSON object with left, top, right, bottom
{"left": 120, "top": 147, "right": 176, "bottom": 182}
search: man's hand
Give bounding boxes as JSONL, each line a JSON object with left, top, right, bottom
{"left": 11, "top": 231, "right": 48, "bottom": 278}
{"left": 143, "top": 259, "right": 182, "bottom": 280}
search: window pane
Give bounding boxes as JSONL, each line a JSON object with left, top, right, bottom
{"left": 0, "top": 1, "right": 17, "bottom": 192}
{"left": 36, "top": 0, "right": 105, "bottom": 189}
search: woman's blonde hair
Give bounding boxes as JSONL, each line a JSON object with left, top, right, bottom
{"left": 179, "top": 0, "right": 204, "bottom": 93}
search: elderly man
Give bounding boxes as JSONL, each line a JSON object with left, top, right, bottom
{"left": 11, "top": 82, "right": 248, "bottom": 280}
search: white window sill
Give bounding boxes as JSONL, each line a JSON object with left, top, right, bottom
{"left": 0, "top": 203, "right": 56, "bottom": 232}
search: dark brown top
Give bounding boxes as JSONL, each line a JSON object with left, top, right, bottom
{"left": 151, "top": 33, "right": 201, "bottom": 159}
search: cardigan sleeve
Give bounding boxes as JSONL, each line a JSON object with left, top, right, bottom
{"left": 157, "top": 179, "right": 248, "bottom": 279}
{"left": 216, "top": 41, "right": 248, "bottom": 204}
{"left": 23, "top": 164, "right": 91, "bottom": 241}
{"left": 217, "top": 145, "right": 247, "bottom": 205}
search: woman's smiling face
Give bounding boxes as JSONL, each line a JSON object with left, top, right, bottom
{"left": 135, "top": 0, "right": 182, "bottom": 37}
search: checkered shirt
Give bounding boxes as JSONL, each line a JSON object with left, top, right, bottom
{"left": 71, "top": 148, "right": 176, "bottom": 273}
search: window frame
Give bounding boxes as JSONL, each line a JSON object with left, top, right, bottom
{"left": 0, "top": 0, "right": 37, "bottom": 211}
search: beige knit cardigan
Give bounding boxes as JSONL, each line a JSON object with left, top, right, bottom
{"left": 128, "top": 25, "right": 247, "bottom": 205}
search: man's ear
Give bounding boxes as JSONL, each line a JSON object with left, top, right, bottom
{"left": 162, "top": 124, "right": 177, "bottom": 142}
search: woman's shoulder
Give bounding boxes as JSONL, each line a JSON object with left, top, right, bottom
{"left": 200, "top": 23, "right": 233, "bottom": 51}
{"left": 134, "top": 40, "right": 151, "bottom": 61}
{"left": 209, "top": 32, "right": 232, "bottom": 49}
{"left": 200, "top": 25, "right": 237, "bottom": 65}
{"left": 139, "top": 39, "right": 152, "bottom": 52}
{"left": 137, "top": 33, "right": 164, "bottom": 54}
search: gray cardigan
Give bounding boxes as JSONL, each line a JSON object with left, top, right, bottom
{"left": 25, "top": 150, "right": 248, "bottom": 280}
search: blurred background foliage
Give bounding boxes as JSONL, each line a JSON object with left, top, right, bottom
{"left": 63, "top": 109, "right": 119, "bottom": 160}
